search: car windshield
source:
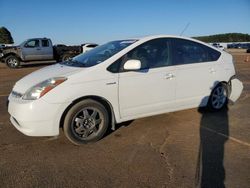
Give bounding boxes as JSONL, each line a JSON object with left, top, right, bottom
{"left": 19, "top": 40, "right": 28, "bottom": 46}
{"left": 60, "top": 40, "right": 137, "bottom": 67}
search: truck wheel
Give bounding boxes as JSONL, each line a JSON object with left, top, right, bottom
{"left": 6, "top": 55, "right": 20, "bottom": 68}
{"left": 63, "top": 99, "right": 110, "bottom": 145}
{"left": 62, "top": 54, "right": 72, "bottom": 61}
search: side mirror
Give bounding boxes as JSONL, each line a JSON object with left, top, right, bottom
{"left": 123, "top": 59, "right": 141, "bottom": 71}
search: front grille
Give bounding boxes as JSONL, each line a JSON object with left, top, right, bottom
{"left": 11, "top": 91, "right": 23, "bottom": 98}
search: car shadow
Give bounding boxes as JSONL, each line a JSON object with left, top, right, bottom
{"left": 104, "top": 120, "right": 134, "bottom": 137}
{"left": 196, "top": 106, "right": 229, "bottom": 188}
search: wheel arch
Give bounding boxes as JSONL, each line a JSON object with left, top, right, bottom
{"left": 4, "top": 53, "right": 21, "bottom": 60}
{"left": 211, "top": 80, "right": 231, "bottom": 96}
{"left": 59, "top": 95, "right": 117, "bottom": 131}
{"left": 201, "top": 80, "right": 231, "bottom": 108}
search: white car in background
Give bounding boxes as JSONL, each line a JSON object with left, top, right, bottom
{"left": 8, "top": 35, "right": 243, "bottom": 145}
{"left": 81, "top": 43, "right": 98, "bottom": 53}
{"left": 212, "top": 43, "right": 225, "bottom": 50}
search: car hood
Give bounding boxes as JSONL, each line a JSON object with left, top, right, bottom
{"left": 13, "top": 64, "right": 82, "bottom": 94}
{"left": 0, "top": 46, "right": 18, "bottom": 53}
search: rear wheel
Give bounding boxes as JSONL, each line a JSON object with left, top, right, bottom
{"left": 207, "top": 83, "right": 228, "bottom": 111}
{"left": 5, "top": 55, "right": 20, "bottom": 68}
{"left": 63, "top": 99, "right": 109, "bottom": 145}
{"left": 62, "top": 54, "right": 72, "bottom": 61}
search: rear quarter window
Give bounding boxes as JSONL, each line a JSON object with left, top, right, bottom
{"left": 203, "top": 45, "right": 221, "bottom": 61}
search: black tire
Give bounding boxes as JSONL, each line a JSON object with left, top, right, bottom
{"left": 5, "top": 55, "right": 20, "bottom": 68}
{"left": 63, "top": 99, "right": 109, "bottom": 145}
{"left": 61, "top": 54, "right": 72, "bottom": 61}
{"left": 207, "top": 83, "right": 228, "bottom": 111}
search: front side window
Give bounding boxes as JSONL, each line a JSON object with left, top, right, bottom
{"left": 111, "top": 38, "right": 171, "bottom": 73}
{"left": 25, "top": 40, "right": 39, "bottom": 48}
{"left": 126, "top": 38, "right": 171, "bottom": 69}
{"left": 60, "top": 40, "right": 136, "bottom": 67}
{"left": 108, "top": 38, "right": 172, "bottom": 73}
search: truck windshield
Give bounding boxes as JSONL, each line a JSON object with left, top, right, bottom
{"left": 60, "top": 40, "right": 137, "bottom": 67}
{"left": 19, "top": 40, "right": 28, "bottom": 46}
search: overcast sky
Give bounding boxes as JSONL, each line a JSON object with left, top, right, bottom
{"left": 0, "top": 0, "right": 249, "bottom": 45}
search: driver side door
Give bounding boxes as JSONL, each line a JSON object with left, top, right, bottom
{"left": 22, "top": 39, "right": 41, "bottom": 61}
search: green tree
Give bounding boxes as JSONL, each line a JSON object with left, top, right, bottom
{"left": 193, "top": 33, "right": 250, "bottom": 43}
{"left": 0, "top": 27, "right": 14, "bottom": 44}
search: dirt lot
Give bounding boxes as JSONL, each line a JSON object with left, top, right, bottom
{"left": 0, "top": 52, "right": 250, "bottom": 188}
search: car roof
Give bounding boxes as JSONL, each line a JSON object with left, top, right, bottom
{"left": 27, "top": 38, "right": 50, "bottom": 40}
{"left": 121, "top": 35, "right": 221, "bottom": 52}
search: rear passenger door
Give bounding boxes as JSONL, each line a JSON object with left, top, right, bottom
{"left": 172, "top": 38, "right": 221, "bottom": 108}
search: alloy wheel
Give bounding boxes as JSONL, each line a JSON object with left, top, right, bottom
{"left": 71, "top": 107, "right": 103, "bottom": 140}
{"left": 211, "top": 85, "right": 227, "bottom": 109}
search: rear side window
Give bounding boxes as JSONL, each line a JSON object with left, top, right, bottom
{"left": 42, "top": 40, "right": 49, "bottom": 47}
{"left": 172, "top": 38, "right": 221, "bottom": 65}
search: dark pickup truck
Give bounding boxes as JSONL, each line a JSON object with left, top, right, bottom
{"left": 0, "top": 38, "right": 86, "bottom": 68}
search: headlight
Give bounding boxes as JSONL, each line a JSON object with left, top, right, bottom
{"left": 22, "top": 77, "right": 67, "bottom": 100}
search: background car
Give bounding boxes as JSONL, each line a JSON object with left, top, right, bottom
{"left": 81, "top": 43, "right": 98, "bottom": 53}
{"left": 212, "top": 43, "right": 225, "bottom": 50}
{"left": 0, "top": 38, "right": 93, "bottom": 68}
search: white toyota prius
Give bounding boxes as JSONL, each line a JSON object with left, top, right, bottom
{"left": 8, "top": 35, "right": 243, "bottom": 145}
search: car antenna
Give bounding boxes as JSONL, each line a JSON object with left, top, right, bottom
{"left": 180, "top": 22, "right": 190, "bottom": 36}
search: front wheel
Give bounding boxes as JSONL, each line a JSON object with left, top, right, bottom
{"left": 207, "top": 83, "right": 228, "bottom": 111}
{"left": 5, "top": 55, "right": 20, "bottom": 68}
{"left": 63, "top": 99, "right": 109, "bottom": 145}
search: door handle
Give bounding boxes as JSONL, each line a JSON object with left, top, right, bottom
{"left": 165, "top": 73, "right": 175, "bottom": 80}
{"left": 36, "top": 48, "right": 41, "bottom": 50}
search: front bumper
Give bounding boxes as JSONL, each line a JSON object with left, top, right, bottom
{"left": 8, "top": 95, "right": 70, "bottom": 136}
{"left": 0, "top": 53, "right": 4, "bottom": 62}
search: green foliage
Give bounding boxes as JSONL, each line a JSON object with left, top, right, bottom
{"left": 0, "top": 27, "right": 14, "bottom": 44}
{"left": 193, "top": 33, "right": 250, "bottom": 43}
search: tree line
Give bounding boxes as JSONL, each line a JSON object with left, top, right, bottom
{"left": 194, "top": 33, "right": 250, "bottom": 43}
